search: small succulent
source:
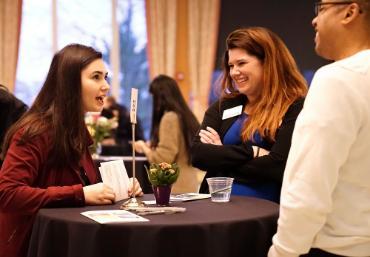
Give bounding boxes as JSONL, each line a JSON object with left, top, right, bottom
{"left": 145, "top": 162, "right": 180, "bottom": 186}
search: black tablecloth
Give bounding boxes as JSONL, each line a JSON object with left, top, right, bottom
{"left": 27, "top": 195, "right": 278, "bottom": 257}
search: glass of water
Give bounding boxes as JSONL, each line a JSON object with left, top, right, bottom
{"left": 206, "top": 177, "right": 234, "bottom": 202}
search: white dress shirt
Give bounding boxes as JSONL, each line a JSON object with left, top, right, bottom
{"left": 269, "top": 50, "right": 370, "bottom": 257}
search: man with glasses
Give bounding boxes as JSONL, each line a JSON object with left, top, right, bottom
{"left": 268, "top": 1, "right": 370, "bottom": 257}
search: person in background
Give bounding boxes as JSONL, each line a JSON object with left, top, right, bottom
{"left": 101, "top": 95, "right": 144, "bottom": 148}
{"left": 191, "top": 27, "right": 308, "bottom": 203}
{"left": 269, "top": 1, "right": 370, "bottom": 257}
{"left": 0, "top": 84, "right": 28, "bottom": 167}
{"left": 134, "top": 75, "right": 205, "bottom": 194}
{"left": 0, "top": 44, "right": 143, "bottom": 257}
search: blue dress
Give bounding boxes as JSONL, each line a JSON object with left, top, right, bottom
{"left": 223, "top": 113, "right": 280, "bottom": 202}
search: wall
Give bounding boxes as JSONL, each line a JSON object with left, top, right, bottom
{"left": 215, "top": 0, "right": 329, "bottom": 74}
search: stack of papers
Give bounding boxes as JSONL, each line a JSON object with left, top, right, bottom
{"left": 98, "top": 160, "right": 130, "bottom": 201}
{"left": 170, "top": 193, "right": 211, "bottom": 202}
{"left": 142, "top": 193, "right": 211, "bottom": 205}
{"left": 81, "top": 210, "right": 148, "bottom": 223}
{"left": 121, "top": 206, "right": 186, "bottom": 216}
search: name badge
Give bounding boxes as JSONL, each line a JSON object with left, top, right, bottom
{"left": 222, "top": 105, "right": 243, "bottom": 120}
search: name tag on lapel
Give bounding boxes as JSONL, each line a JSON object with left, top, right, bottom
{"left": 222, "top": 105, "right": 243, "bottom": 120}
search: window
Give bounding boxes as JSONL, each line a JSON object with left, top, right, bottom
{"left": 16, "top": 0, "right": 150, "bottom": 138}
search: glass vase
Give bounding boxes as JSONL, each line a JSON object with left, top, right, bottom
{"left": 152, "top": 185, "right": 172, "bottom": 206}
{"left": 90, "top": 142, "right": 102, "bottom": 158}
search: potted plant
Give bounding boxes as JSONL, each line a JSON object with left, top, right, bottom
{"left": 145, "top": 162, "right": 180, "bottom": 205}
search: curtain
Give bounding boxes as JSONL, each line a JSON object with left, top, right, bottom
{"left": 187, "top": 0, "right": 220, "bottom": 120}
{"left": 145, "top": 0, "right": 177, "bottom": 79}
{"left": 0, "top": 0, "right": 22, "bottom": 92}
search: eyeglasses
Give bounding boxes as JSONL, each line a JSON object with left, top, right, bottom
{"left": 314, "top": 1, "right": 357, "bottom": 16}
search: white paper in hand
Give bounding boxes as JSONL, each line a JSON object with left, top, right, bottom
{"left": 99, "top": 160, "right": 130, "bottom": 201}
{"left": 130, "top": 88, "right": 138, "bottom": 124}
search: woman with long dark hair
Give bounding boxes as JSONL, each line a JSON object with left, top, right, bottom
{"left": 135, "top": 75, "right": 205, "bottom": 193}
{"left": 191, "top": 27, "right": 308, "bottom": 202}
{"left": 0, "top": 84, "right": 27, "bottom": 167}
{"left": 0, "top": 44, "right": 143, "bottom": 257}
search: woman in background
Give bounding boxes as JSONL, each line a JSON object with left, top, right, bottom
{"left": 0, "top": 44, "right": 143, "bottom": 257}
{"left": 101, "top": 95, "right": 145, "bottom": 154}
{"left": 0, "top": 84, "right": 27, "bottom": 167}
{"left": 135, "top": 75, "right": 205, "bottom": 193}
{"left": 191, "top": 27, "right": 308, "bottom": 202}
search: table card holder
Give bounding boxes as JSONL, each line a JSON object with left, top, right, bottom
{"left": 122, "top": 88, "right": 144, "bottom": 208}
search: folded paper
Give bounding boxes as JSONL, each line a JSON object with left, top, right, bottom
{"left": 99, "top": 160, "right": 130, "bottom": 201}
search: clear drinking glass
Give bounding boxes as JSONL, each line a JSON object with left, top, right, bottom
{"left": 206, "top": 177, "right": 234, "bottom": 202}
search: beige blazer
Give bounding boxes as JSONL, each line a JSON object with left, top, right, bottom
{"left": 146, "top": 111, "right": 205, "bottom": 194}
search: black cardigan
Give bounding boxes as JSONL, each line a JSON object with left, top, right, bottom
{"left": 191, "top": 95, "right": 304, "bottom": 192}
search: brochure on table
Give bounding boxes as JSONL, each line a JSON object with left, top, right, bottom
{"left": 81, "top": 210, "right": 148, "bottom": 224}
{"left": 170, "top": 193, "right": 211, "bottom": 202}
{"left": 142, "top": 193, "right": 211, "bottom": 205}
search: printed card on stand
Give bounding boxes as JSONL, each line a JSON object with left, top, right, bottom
{"left": 99, "top": 160, "right": 130, "bottom": 201}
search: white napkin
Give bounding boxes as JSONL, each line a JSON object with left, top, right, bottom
{"left": 99, "top": 160, "right": 130, "bottom": 201}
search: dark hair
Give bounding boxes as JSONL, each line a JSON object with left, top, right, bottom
{"left": 0, "top": 85, "right": 27, "bottom": 160}
{"left": 149, "top": 75, "right": 199, "bottom": 163}
{"left": 221, "top": 27, "right": 307, "bottom": 142}
{"left": 358, "top": 0, "right": 370, "bottom": 25}
{"left": 2, "top": 44, "right": 102, "bottom": 168}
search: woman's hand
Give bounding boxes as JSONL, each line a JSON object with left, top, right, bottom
{"left": 133, "top": 140, "right": 145, "bottom": 153}
{"left": 252, "top": 146, "right": 270, "bottom": 157}
{"left": 199, "top": 126, "right": 223, "bottom": 145}
{"left": 134, "top": 140, "right": 151, "bottom": 155}
{"left": 134, "top": 140, "right": 146, "bottom": 153}
{"left": 83, "top": 182, "right": 116, "bottom": 205}
{"left": 128, "top": 177, "right": 144, "bottom": 197}
{"left": 259, "top": 148, "right": 269, "bottom": 156}
{"left": 101, "top": 138, "right": 116, "bottom": 145}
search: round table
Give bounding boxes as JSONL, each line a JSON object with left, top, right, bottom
{"left": 27, "top": 195, "right": 278, "bottom": 257}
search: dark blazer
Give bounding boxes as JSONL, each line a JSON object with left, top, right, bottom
{"left": 191, "top": 94, "right": 304, "bottom": 192}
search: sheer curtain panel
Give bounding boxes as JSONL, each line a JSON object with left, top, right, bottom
{"left": 187, "top": 0, "right": 220, "bottom": 120}
{"left": 0, "top": 0, "right": 22, "bottom": 92}
{"left": 145, "top": 0, "right": 177, "bottom": 79}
